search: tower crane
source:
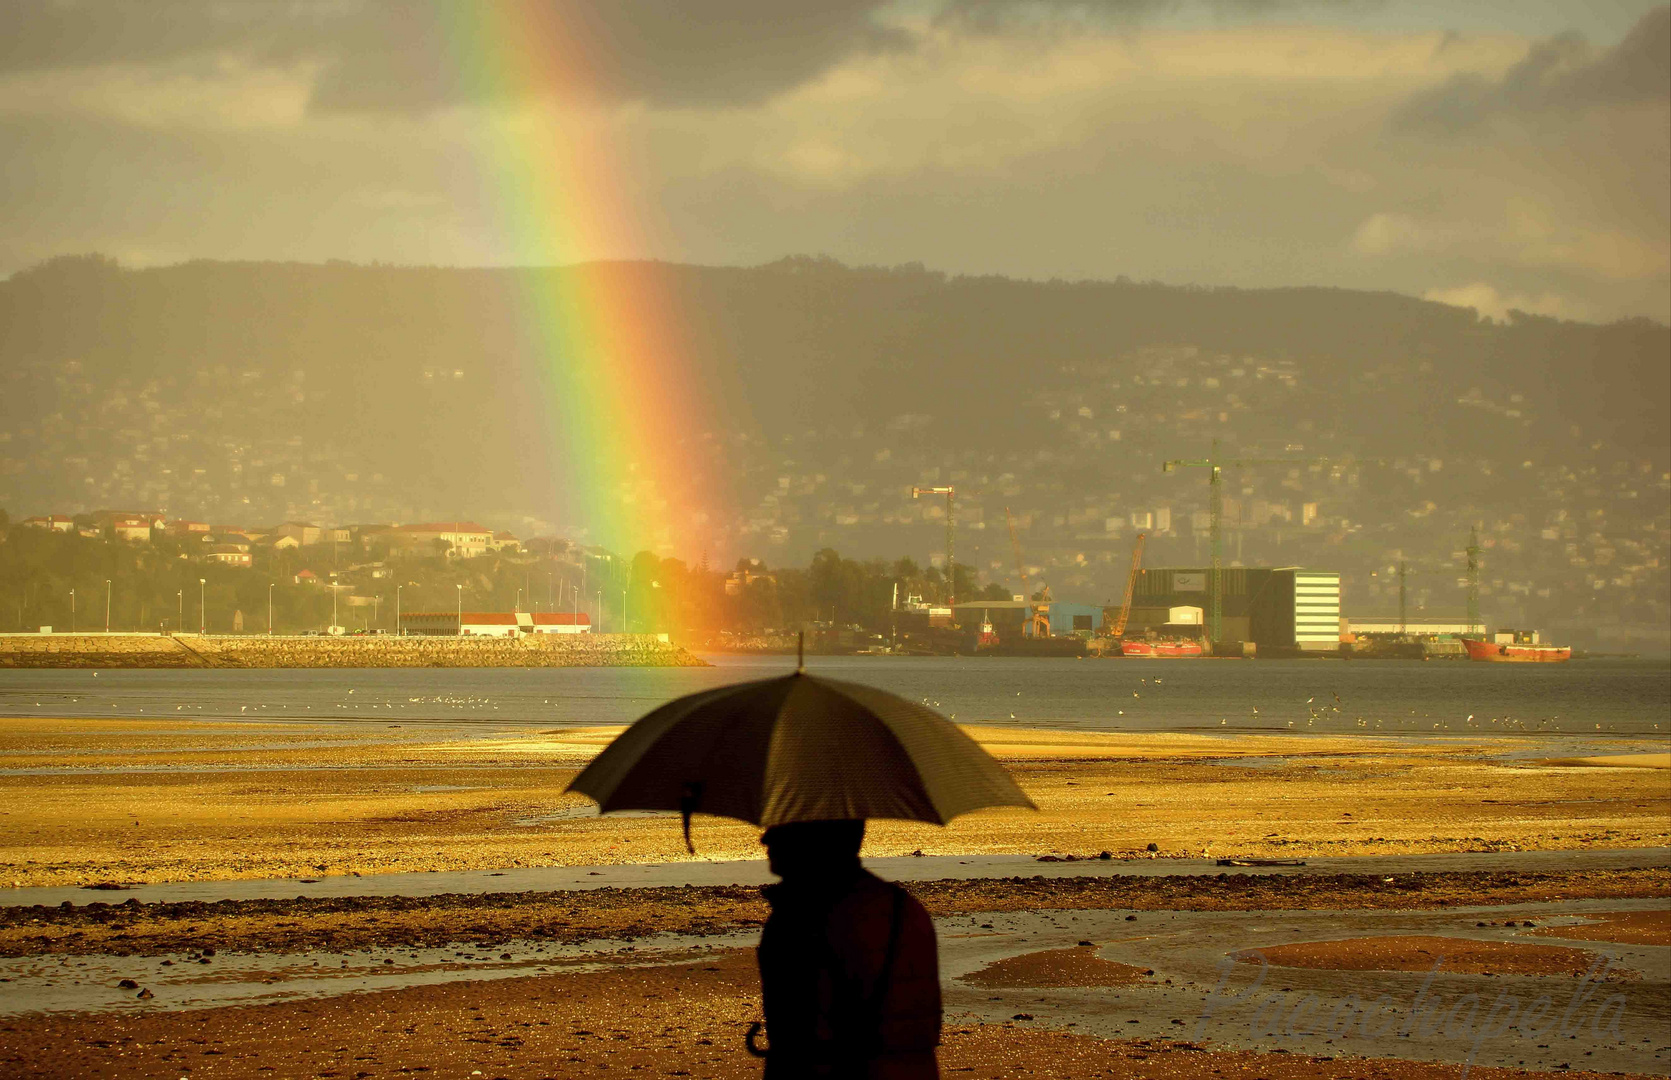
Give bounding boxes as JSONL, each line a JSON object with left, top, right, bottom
{"left": 1006, "top": 507, "right": 1051, "bottom": 638}
{"left": 911, "top": 485, "right": 956, "bottom": 611}
{"left": 1111, "top": 532, "right": 1146, "bottom": 639}
{"left": 1465, "top": 526, "right": 1482, "bottom": 634}
{"left": 1163, "top": 439, "right": 1357, "bottom": 649}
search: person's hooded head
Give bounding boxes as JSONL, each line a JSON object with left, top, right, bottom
{"left": 761, "top": 819, "right": 865, "bottom": 882}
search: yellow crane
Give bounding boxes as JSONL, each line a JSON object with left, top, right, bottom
{"left": 1111, "top": 531, "right": 1146, "bottom": 639}
{"left": 1006, "top": 507, "right": 1051, "bottom": 639}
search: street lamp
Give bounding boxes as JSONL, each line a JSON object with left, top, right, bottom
{"left": 104, "top": 579, "right": 111, "bottom": 633}
{"left": 396, "top": 584, "right": 403, "bottom": 636}
{"left": 268, "top": 583, "right": 274, "bottom": 636}
{"left": 176, "top": 590, "right": 183, "bottom": 635}
{"left": 69, "top": 588, "right": 75, "bottom": 634}
{"left": 329, "top": 573, "right": 339, "bottom": 634}
{"left": 198, "top": 578, "right": 206, "bottom": 634}
{"left": 456, "top": 583, "right": 463, "bottom": 636}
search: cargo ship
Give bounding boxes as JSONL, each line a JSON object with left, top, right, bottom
{"left": 1120, "top": 638, "right": 1205, "bottom": 658}
{"left": 1460, "top": 629, "right": 1570, "bottom": 663}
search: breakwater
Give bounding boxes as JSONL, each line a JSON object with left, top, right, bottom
{"left": 0, "top": 633, "right": 707, "bottom": 669}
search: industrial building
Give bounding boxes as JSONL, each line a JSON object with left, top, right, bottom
{"left": 1123, "top": 567, "right": 1342, "bottom": 653}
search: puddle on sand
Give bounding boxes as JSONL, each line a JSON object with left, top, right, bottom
{"left": 0, "top": 929, "right": 756, "bottom": 1016}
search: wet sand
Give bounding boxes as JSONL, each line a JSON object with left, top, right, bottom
{"left": 5, "top": 867, "right": 1664, "bottom": 959}
{"left": 1527, "top": 909, "right": 1671, "bottom": 947}
{"left": 1241, "top": 934, "right": 1625, "bottom": 978}
{"left": 962, "top": 943, "right": 1154, "bottom": 987}
{"left": 1, "top": 947, "right": 1656, "bottom": 1080}
{"left": 3, "top": 717, "right": 1667, "bottom": 888}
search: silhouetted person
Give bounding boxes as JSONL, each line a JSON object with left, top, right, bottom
{"left": 752, "top": 820, "right": 941, "bottom": 1079}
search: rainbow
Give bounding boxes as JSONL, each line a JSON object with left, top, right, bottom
{"left": 441, "top": 4, "right": 724, "bottom": 558}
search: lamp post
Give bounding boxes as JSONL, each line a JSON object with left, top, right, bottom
{"left": 329, "top": 573, "right": 339, "bottom": 634}
{"left": 104, "top": 579, "right": 111, "bottom": 633}
{"left": 268, "top": 583, "right": 275, "bottom": 636}
{"left": 69, "top": 589, "right": 75, "bottom": 634}
{"left": 396, "top": 584, "right": 402, "bottom": 636}
{"left": 455, "top": 583, "right": 463, "bottom": 636}
{"left": 176, "top": 590, "right": 183, "bottom": 635}
{"left": 198, "top": 578, "right": 206, "bottom": 634}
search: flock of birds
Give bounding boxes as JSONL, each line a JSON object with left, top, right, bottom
{"left": 3, "top": 669, "right": 1649, "bottom": 736}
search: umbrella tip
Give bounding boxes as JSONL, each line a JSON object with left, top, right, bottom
{"left": 797, "top": 631, "right": 805, "bottom": 674}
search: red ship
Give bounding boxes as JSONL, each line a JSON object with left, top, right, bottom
{"left": 1120, "top": 639, "right": 1205, "bottom": 658}
{"left": 1460, "top": 630, "right": 1570, "bottom": 663}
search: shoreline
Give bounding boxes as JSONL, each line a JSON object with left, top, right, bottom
{"left": 0, "top": 632, "right": 709, "bottom": 668}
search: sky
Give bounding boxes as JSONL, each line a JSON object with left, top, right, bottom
{"left": 1, "top": 0, "right": 1666, "bottom": 324}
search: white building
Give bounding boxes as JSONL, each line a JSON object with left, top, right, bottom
{"left": 531, "top": 612, "right": 591, "bottom": 634}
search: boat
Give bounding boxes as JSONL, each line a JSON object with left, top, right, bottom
{"left": 1460, "top": 630, "right": 1571, "bottom": 663}
{"left": 1120, "top": 638, "right": 1204, "bottom": 658}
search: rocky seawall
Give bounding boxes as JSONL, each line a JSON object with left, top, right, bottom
{"left": 0, "top": 633, "right": 708, "bottom": 669}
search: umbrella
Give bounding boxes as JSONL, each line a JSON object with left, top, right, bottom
{"left": 567, "top": 661, "right": 1035, "bottom": 850}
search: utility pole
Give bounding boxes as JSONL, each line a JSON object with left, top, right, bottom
{"left": 268, "top": 583, "right": 275, "bottom": 636}
{"left": 910, "top": 486, "right": 957, "bottom": 610}
{"left": 456, "top": 583, "right": 464, "bottom": 636}
{"left": 198, "top": 578, "right": 206, "bottom": 634}
{"left": 396, "top": 584, "right": 403, "bottom": 636}
{"left": 1465, "top": 526, "right": 1482, "bottom": 635}
{"left": 104, "top": 579, "right": 112, "bottom": 633}
{"left": 70, "top": 589, "right": 75, "bottom": 634}
{"left": 176, "top": 590, "right": 183, "bottom": 635}
{"left": 1398, "top": 560, "right": 1408, "bottom": 637}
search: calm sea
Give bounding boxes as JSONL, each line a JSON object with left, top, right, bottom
{"left": 0, "top": 655, "right": 1665, "bottom": 740}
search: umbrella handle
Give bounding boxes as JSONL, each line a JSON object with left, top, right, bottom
{"left": 680, "top": 781, "right": 704, "bottom": 854}
{"left": 745, "top": 1021, "right": 768, "bottom": 1058}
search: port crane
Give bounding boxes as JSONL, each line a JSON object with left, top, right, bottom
{"left": 911, "top": 485, "right": 957, "bottom": 610}
{"left": 1006, "top": 507, "right": 1051, "bottom": 638}
{"left": 1163, "top": 439, "right": 1353, "bottom": 649}
{"left": 1110, "top": 531, "right": 1146, "bottom": 639}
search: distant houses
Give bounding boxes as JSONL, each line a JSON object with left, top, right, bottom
{"left": 389, "top": 522, "right": 495, "bottom": 559}
{"left": 7, "top": 511, "right": 526, "bottom": 568}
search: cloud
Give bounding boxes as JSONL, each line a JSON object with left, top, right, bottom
{"left": 0, "top": 0, "right": 909, "bottom": 114}
{"left": 1423, "top": 282, "right": 1592, "bottom": 323}
{"left": 1392, "top": 4, "right": 1669, "bottom": 132}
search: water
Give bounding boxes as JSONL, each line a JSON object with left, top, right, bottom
{"left": 0, "top": 655, "right": 1665, "bottom": 737}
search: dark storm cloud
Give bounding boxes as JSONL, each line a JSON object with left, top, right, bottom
{"left": 0, "top": 0, "right": 907, "bottom": 112}
{"left": 1393, "top": 4, "right": 1670, "bottom": 133}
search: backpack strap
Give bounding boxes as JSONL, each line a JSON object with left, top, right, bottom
{"left": 862, "top": 885, "right": 907, "bottom": 1055}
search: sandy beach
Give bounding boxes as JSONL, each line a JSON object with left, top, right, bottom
{"left": 1, "top": 717, "right": 1666, "bottom": 888}
{"left": 3, "top": 713, "right": 1667, "bottom": 1078}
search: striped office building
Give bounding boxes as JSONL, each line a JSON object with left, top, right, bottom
{"left": 1293, "top": 572, "right": 1342, "bottom": 651}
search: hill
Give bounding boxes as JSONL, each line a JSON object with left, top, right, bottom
{"left": 1, "top": 254, "right": 1666, "bottom": 643}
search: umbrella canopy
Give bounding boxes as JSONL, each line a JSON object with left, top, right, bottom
{"left": 567, "top": 671, "right": 1034, "bottom": 843}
